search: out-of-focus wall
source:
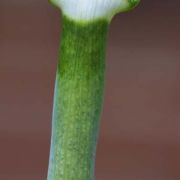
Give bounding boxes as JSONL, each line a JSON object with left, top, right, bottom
{"left": 0, "top": 1, "right": 180, "bottom": 179}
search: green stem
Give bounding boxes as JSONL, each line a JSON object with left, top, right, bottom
{"left": 47, "top": 16, "right": 109, "bottom": 180}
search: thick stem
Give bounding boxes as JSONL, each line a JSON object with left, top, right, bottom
{"left": 47, "top": 16, "right": 109, "bottom": 180}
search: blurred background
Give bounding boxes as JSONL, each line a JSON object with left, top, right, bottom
{"left": 0, "top": 0, "right": 180, "bottom": 179}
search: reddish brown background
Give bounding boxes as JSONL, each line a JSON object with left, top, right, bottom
{"left": 0, "top": 1, "right": 180, "bottom": 179}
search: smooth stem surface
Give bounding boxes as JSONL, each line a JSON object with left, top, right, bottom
{"left": 47, "top": 16, "right": 109, "bottom": 180}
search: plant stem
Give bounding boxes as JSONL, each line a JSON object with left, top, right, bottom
{"left": 47, "top": 16, "right": 109, "bottom": 180}
{"left": 47, "top": 0, "right": 140, "bottom": 179}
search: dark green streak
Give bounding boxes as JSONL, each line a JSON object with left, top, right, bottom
{"left": 47, "top": 16, "right": 109, "bottom": 180}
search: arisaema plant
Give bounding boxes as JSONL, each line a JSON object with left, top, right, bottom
{"left": 47, "top": 0, "right": 140, "bottom": 179}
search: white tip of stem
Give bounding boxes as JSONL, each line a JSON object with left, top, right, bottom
{"left": 50, "top": 0, "right": 140, "bottom": 22}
